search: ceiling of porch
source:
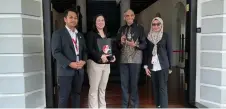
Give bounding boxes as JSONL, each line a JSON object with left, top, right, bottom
{"left": 51, "top": 0, "right": 157, "bottom": 14}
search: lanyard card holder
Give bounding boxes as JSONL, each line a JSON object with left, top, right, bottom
{"left": 76, "top": 54, "right": 80, "bottom": 62}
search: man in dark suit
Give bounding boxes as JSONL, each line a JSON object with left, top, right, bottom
{"left": 51, "top": 8, "right": 87, "bottom": 108}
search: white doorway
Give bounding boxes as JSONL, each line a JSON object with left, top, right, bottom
{"left": 175, "top": 2, "right": 186, "bottom": 68}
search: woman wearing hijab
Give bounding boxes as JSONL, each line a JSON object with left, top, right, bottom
{"left": 143, "top": 17, "right": 172, "bottom": 108}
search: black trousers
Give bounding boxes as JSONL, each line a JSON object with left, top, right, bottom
{"left": 57, "top": 71, "right": 84, "bottom": 108}
{"left": 151, "top": 68, "right": 169, "bottom": 108}
{"left": 120, "top": 63, "right": 141, "bottom": 108}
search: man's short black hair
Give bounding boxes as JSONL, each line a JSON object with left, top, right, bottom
{"left": 63, "top": 8, "right": 78, "bottom": 18}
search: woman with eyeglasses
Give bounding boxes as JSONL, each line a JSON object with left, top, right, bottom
{"left": 143, "top": 17, "right": 172, "bottom": 108}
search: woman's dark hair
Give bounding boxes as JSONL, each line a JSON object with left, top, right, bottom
{"left": 92, "top": 14, "right": 107, "bottom": 34}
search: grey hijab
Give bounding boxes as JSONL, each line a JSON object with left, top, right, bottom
{"left": 147, "top": 17, "right": 164, "bottom": 56}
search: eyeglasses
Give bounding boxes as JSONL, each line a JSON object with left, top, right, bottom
{"left": 152, "top": 23, "right": 161, "bottom": 26}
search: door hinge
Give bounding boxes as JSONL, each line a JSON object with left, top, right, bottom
{"left": 185, "top": 52, "right": 188, "bottom": 59}
{"left": 186, "top": 4, "right": 189, "bottom": 12}
{"left": 51, "top": 4, "right": 53, "bottom": 11}
{"left": 53, "top": 86, "right": 56, "bottom": 94}
{"left": 184, "top": 82, "right": 188, "bottom": 90}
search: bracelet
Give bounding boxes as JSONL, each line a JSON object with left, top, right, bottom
{"left": 144, "top": 65, "right": 148, "bottom": 69}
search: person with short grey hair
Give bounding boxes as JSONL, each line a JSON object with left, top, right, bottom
{"left": 116, "top": 9, "right": 146, "bottom": 108}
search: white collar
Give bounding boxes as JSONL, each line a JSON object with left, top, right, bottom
{"left": 65, "top": 25, "right": 78, "bottom": 34}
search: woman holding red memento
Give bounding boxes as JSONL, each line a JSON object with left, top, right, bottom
{"left": 86, "top": 14, "right": 116, "bottom": 108}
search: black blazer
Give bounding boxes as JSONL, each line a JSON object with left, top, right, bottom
{"left": 51, "top": 27, "right": 87, "bottom": 76}
{"left": 86, "top": 31, "right": 114, "bottom": 64}
{"left": 144, "top": 32, "right": 172, "bottom": 70}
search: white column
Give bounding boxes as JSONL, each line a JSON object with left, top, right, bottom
{"left": 77, "top": 0, "right": 87, "bottom": 33}
{"left": 196, "top": 0, "right": 226, "bottom": 108}
{"left": 120, "top": 0, "right": 130, "bottom": 26}
{"left": 0, "top": 0, "right": 45, "bottom": 108}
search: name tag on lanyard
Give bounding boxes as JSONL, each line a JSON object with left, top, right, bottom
{"left": 72, "top": 37, "right": 80, "bottom": 61}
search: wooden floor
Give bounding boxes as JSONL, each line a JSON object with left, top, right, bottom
{"left": 62, "top": 67, "right": 186, "bottom": 108}
{"left": 80, "top": 83, "right": 185, "bottom": 108}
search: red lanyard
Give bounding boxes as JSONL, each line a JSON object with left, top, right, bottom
{"left": 72, "top": 38, "right": 79, "bottom": 53}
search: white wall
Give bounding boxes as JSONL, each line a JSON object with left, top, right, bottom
{"left": 136, "top": 0, "right": 186, "bottom": 66}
